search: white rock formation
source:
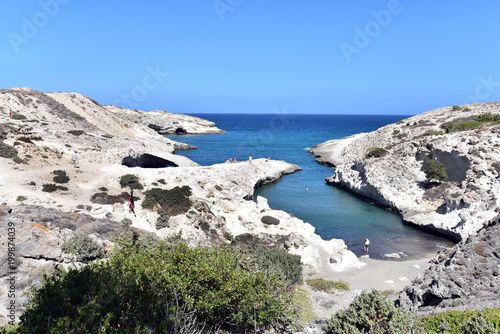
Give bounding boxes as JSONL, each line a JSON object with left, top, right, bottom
{"left": 309, "top": 102, "right": 500, "bottom": 241}
{"left": 0, "top": 87, "right": 363, "bottom": 286}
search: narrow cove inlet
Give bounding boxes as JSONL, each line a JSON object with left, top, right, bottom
{"left": 171, "top": 113, "right": 454, "bottom": 259}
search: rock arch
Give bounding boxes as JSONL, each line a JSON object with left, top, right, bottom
{"left": 121, "top": 153, "right": 178, "bottom": 168}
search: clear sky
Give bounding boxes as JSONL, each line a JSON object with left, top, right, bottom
{"left": 1, "top": 1, "right": 500, "bottom": 115}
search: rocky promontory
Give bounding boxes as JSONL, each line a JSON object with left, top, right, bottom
{"left": 309, "top": 103, "right": 500, "bottom": 242}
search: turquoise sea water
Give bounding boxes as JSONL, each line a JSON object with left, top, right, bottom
{"left": 169, "top": 114, "right": 453, "bottom": 258}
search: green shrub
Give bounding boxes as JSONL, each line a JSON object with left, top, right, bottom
{"left": 69, "top": 111, "right": 84, "bottom": 120}
{"left": 425, "top": 158, "right": 448, "bottom": 182}
{"left": 392, "top": 129, "right": 400, "bottom": 135}
{"left": 440, "top": 120, "right": 482, "bottom": 133}
{"left": 67, "top": 130, "right": 85, "bottom": 136}
{"left": 53, "top": 169, "right": 69, "bottom": 183}
{"left": 42, "top": 183, "right": 68, "bottom": 192}
{"left": 142, "top": 186, "right": 192, "bottom": 216}
{"left": 121, "top": 218, "right": 132, "bottom": 228}
{"left": 16, "top": 195, "right": 27, "bottom": 202}
{"left": 258, "top": 248, "right": 302, "bottom": 285}
{"left": 62, "top": 234, "right": 105, "bottom": 263}
{"left": 119, "top": 174, "right": 144, "bottom": 191}
{"left": 155, "top": 209, "right": 170, "bottom": 229}
{"left": 76, "top": 204, "right": 85, "bottom": 209}
{"left": 451, "top": 105, "right": 462, "bottom": 111}
{"left": 11, "top": 113, "right": 27, "bottom": 120}
{"left": 421, "top": 309, "right": 500, "bottom": 333}
{"left": 19, "top": 239, "right": 295, "bottom": 333}
{"left": 157, "top": 178, "right": 166, "bottom": 185}
{"left": 323, "top": 290, "right": 415, "bottom": 334}
{"left": 214, "top": 185, "right": 223, "bottom": 191}
{"left": 90, "top": 191, "right": 127, "bottom": 204}
{"left": 306, "top": 278, "right": 349, "bottom": 293}
{"left": 0, "top": 141, "right": 18, "bottom": 159}
{"left": 365, "top": 147, "right": 388, "bottom": 158}
{"left": 12, "top": 156, "right": 24, "bottom": 164}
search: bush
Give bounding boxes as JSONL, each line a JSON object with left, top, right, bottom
{"left": 323, "top": 290, "right": 416, "bottom": 334}
{"left": 425, "top": 158, "right": 448, "bottom": 182}
{"left": 258, "top": 248, "right": 302, "bottom": 285}
{"left": 11, "top": 113, "right": 27, "bottom": 120}
{"left": 451, "top": 105, "right": 462, "bottom": 111}
{"left": 16, "top": 195, "right": 27, "bottom": 202}
{"left": 62, "top": 234, "right": 105, "bottom": 263}
{"left": 19, "top": 239, "right": 295, "bottom": 333}
{"left": 67, "top": 130, "right": 85, "bottom": 136}
{"left": 421, "top": 309, "right": 500, "bottom": 333}
{"left": 142, "top": 186, "right": 192, "bottom": 216}
{"left": 0, "top": 141, "right": 18, "bottom": 159}
{"left": 366, "top": 147, "right": 388, "bottom": 158}
{"left": 306, "top": 278, "right": 349, "bottom": 293}
{"left": 119, "top": 174, "right": 144, "bottom": 191}
{"left": 155, "top": 209, "right": 170, "bottom": 229}
{"left": 53, "top": 170, "right": 69, "bottom": 184}
{"left": 42, "top": 183, "right": 68, "bottom": 192}
{"left": 440, "top": 120, "right": 482, "bottom": 133}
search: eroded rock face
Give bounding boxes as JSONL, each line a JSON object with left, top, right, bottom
{"left": 309, "top": 102, "right": 500, "bottom": 241}
{"left": 397, "top": 216, "right": 500, "bottom": 314}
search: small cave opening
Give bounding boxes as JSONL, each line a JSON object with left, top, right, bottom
{"left": 122, "top": 153, "right": 178, "bottom": 168}
{"left": 175, "top": 127, "right": 187, "bottom": 134}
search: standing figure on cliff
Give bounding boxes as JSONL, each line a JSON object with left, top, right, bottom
{"left": 128, "top": 194, "right": 136, "bottom": 217}
{"left": 364, "top": 237, "right": 370, "bottom": 253}
{"left": 72, "top": 151, "right": 79, "bottom": 168}
{"left": 249, "top": 155, "right": 252, "bottom": 163}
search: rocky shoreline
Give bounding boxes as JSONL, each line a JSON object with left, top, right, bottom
{"left": 308, "top": 103, "right": 500, "bottom": 314}
{"left": 309, "top": 103, "right": 500, "bottom": 242}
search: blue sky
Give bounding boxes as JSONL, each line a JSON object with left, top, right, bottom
{"left": 1, "top": 1, "right": 500, "bottom": 115}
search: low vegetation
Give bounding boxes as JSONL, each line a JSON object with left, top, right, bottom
{"left": 119, "top": 174, "right": 144, "bottom": 191}
{"left": 17, "top": 236, "right": 296, "bottom": 333}
{"left": 0, "top": 141, "right": 24, "bottom": 164}
{"left": 323, "top": 290, "right": 415, "bottom": 334}
{"left": 306, "top": 278, "right": 349, "bottom": 294}
{"left": 90, "top": 191, "right": 128, "bottom": 204}
{"left": 62, "top": 234, "right": 105, "bottom": 263}
{"left": 365, "top": 147, "right": 388, "bottom": 158}
{"left": 424, "top": 158, "right": 448, "bottom": 182}
{"left": 42, "top": 183, "right": 68, "bottom": 192}
{"left": 67, "top": 129, "right": 85, "bottom": 136}
{"left": 52, "top": 170, "right": 69, "bottom": 184}
{"left": 142, "top": 185, "right": 192, "bottom": 215}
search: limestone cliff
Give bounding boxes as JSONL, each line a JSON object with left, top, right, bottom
{"left": 309, "top": 103, "right": 500, "bottom": 241}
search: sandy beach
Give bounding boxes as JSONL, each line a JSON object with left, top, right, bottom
{"left": 309, "top": 251, "right": 438, "bottom": 319}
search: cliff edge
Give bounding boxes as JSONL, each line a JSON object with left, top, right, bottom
{"left": 309, "top": 103, "right": 500, "bottom": 241}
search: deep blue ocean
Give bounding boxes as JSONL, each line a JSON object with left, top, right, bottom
{"left": 168, "top": 113, "right": 453, "bottom": 259}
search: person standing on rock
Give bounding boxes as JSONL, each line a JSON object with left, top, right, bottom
{"left": 249, "top": 155, "right": 252, "bottom": 163}
{"left": 128, "top": 194, "right": 136, "bottom": 217}
{"left": 72, "top": 151, "right": 79, "bottom": 168}
{"left": 364, "top": 237, "right": 370, "bottom": 253}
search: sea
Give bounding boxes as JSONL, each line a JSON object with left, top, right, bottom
{"left": 167, "top": 113, "right": 454, "bottom": 259}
